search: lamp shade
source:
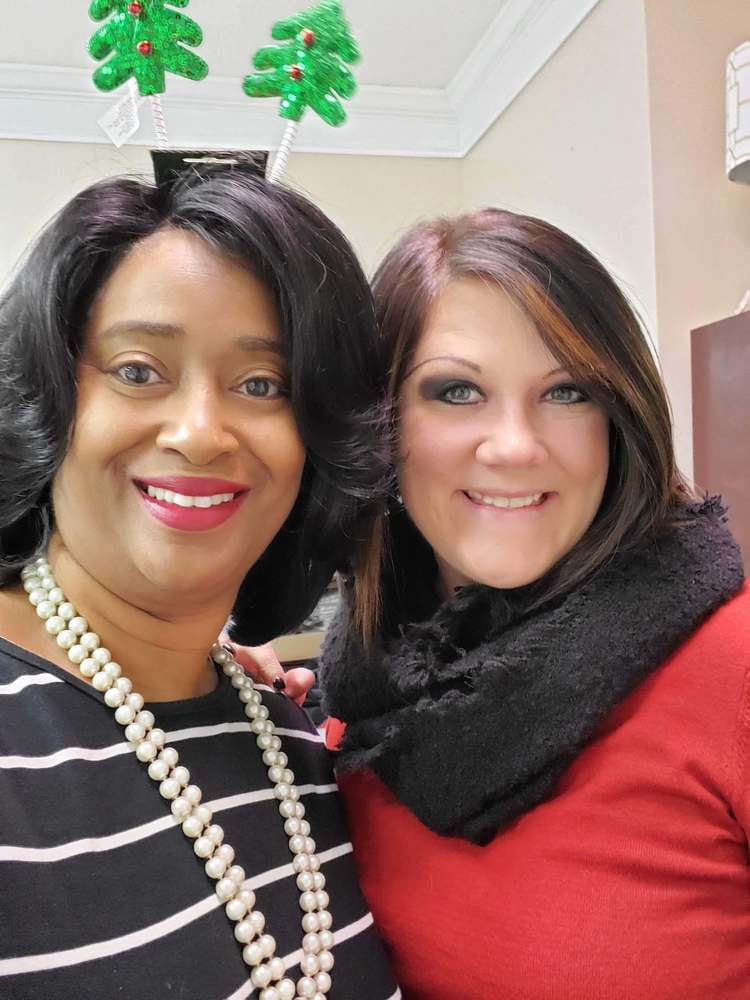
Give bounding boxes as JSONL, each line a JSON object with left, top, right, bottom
{"left": 727, "top": 41, "right": 750, "bottom": 183}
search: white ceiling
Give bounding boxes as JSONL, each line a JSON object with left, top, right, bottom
{"left": 0, "top": 0, "right": 507, "bottom": 89}
{"left": 0, "top": 0, "right": 602, "bottom": 156}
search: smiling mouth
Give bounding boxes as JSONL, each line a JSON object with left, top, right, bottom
{"left": 464, "top": 491, "right": 548, "bottom": 509}
{"left": 136, "top": 483, "right": 242, "bottom": 509}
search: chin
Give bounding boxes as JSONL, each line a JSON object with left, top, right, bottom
{"left": 459, "top": 553, "right": 556, "bottom": 591}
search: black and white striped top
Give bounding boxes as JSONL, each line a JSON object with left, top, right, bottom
{"left": 0, "top": 637, "right": 399, "bottom": 1000}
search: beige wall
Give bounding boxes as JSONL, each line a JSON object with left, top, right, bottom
{"left": 0, "top": 139, "right": 461, "bottom": 286}
{"left": 460, "top": 0, "right": 658, "bottom": 342}
{"left": 645, "top": 0, "right": 750, "bottom": 478}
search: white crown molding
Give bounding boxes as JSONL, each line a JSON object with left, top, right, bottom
{"left": 0, "top": 1, "right": 602, "bottom": 157}
{"left": 448, "top": 0, "right": 603, "bottom": 155}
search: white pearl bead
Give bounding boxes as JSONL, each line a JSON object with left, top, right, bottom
{"left": 148, "top": 759, "right": 169, "bottom": 782}
{"left": 234, "top": 919, "right": 258, "bottom": 944}
{"left": 57, "top": 602, "right": 75, "bottom": 621}
{"left": 304, "top": 838, "right": 316, "bottom": 855}
{"left": 225, "top": 897, "right": 248, "bottom": 922}
{"left": 263, "top": 750, "right": 280, "bottom": 766}
{"left": 126, "top": 692, "right": 144, "bottom": 712}
{"left": 315, "top": 890, "right": 329, "bottom": 911}
{"left": 192, "top": 804, "right": 212, "bottom": 826}
{"left": 170, "top": 765, "right": 189, "bottom": 786}
{"left": 92, "top": 671, "right": 114, "bottom": 692}
{"left": 35, "top": 600, "right": 56, "bottom": 620}
{"left": 231, "top": 672, "right": 246, "bottom": 689}
{"left": 92, "top": 647, "right": 111, "bottom": 666}
{"left": 45, "top": 615, "right": 65, "bottom": 635}
{"left": 259, "top": 987, "right": 280, "bottom": 1000}
{"left": 115, "top": 676, "right": 133, "bottom": 694}
{"left": 215, "top": 843, "right": 235, "bottom": 865}
{"left": 214, "top": 875, "right": 236, "bottom": 898}
{"left": 227, "top": 864, "right": 246, "bottom": 884}
{"left": 259, "top": 934, "right": 276, "bottom": 958}
{"left": 135, "top": 740, "right": 157, "bottom": 762}
{"left": 67, "top": 644, "right": 87, "bottom": 665}
{"left": 277, "top": 980, "right": 296, "bottom": 1000}
{"left": 205, "top": 824, "right": 224, "bottom": 846}
{"left": 148, "top": 727, "right": 166, "bottom": 749}
{"left": 104, "top": 687, "right": 125, "bottom": 708}
{"left": 293, "top": 855, "right": 311, "bottom": 874}
{"left": 317, "top": 910, "right": 332, "bottom": 930}
{"left": 289, "top": 834, "right": 306, "bottom": 854}
{"left": 312, "top": 873, "right": 325, "bottom": 891}
{"left": 296, "top": 977, "right": 316, "bottom": 997}
{"left": 237, "top": 889, "right": 256, "bottom": 911}
{"left": 294, "top": 801, "right": 305, "bottom": 817}
{"left": 257, "top": 733, "right": 274, "bottom": 750}
{"left": 206, "top": 856, "right": 227, "bottom": 880}
{"left": 23, "top": 577, "right": 42, "bottom": 593}
{"left": 284, "top": 818, "right": 302, "bottom": 836}
{"left": 300, "top": 954, "right": 319, "bottom": 977}
{"left": 159, "top": 777, "right": 181, "bottom": 799}
{"left": 251, "top": 963, "right": 273, "bottom": 989}
{"left": 68, "top": 616, "right": 88, "bottom": 635}
{"left": 268, "top": 765, "right": 285, "bottom": 783}
{"left": 297, "top": 872, "right": 315, "bottom": 893}
{"left": 193, "top": 836, "right": 214, "bottom": 858}
{"left": 249, "top": 910, "right": 266, "bottom": 934}
{"left": 182, "top": 815, "right": 203, "bottom": 839}
{"left": 279, "top": 801, "right": 296, "bottom": 819}
{"left": 79, "top": 632, "right": 100, "bottom": 652}
{"left": 170, "top": 796, "right": 191, "bottom": 820}
{"left": 315, "top": 972, "right": 331, "bottom": 993}
{"left": 183, "top": 784, "right": 201, "bottom": 805}
{"left": 56, "top": 629, "right": 76, "bottom": 650}
{"left": 80, "top": 658, "right": 99, "bottom": 678}
{"left": 299, "top": 821, "right": 310, "bottom": 837}
{"left": 243, "top": 941, "right": 264, "bottom": 966}
{"left": 308, "top": 855, "right": 320, "bottom": 872}
{"left": 210, "top": 644, "right": 229, "bottom": 664}
{"left": 250, "top": 717, "right": 266, "bottom": 734}
{"left": 299, "top": 891, "right": 317, "bottom": 912}
{"left": 282, "top": 769, "right": 295, "bottom": 785}
{"left": 135, "top": 710, "right": 154, "bottom": 730}
{"left": 28, "top": 588, "right": 48, "bottom": 606}
{"left": 239, "top": 688, "right": 255, "bottom": 704}
{"left": 302, "top": 933, "right": 320, "bottom": 954}
{"left": 318, "top": 950, "right": 334, "bottom": 973}
{"left": 268, "top": 956, "right": 285, "bottom": 980}
{"left": 114, "top": 704, "right": 136, "bottom": 725}
{"left": 318, "top": 931, "right": 333, "bottom": 951}
{"left": 39, "top": 575, "right": 56, "bottom": 589}
{"left": 269, "top": 736, "right": 281, "bottom": 751}
{"left": 48, "top": 586, "right": 66, "bottom": 605}
{"left": 287, "top": 787, "right": 300, "bottom": 802}
{"left": 158, "top": 746, "right": 179, "bottom": 769}
{"left": 275, "top": 752, "right": 288, "bottom": 768}
{"left": 125, "top": 722, "right": 146, "bottom": 743}
{"left": 103, "top": 661, "right": 122, "bottom": 679}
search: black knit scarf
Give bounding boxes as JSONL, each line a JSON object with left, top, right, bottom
{"left": 320, "top": 498, "right": 744, "bottom": 845}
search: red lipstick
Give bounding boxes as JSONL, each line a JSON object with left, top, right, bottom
{"left": 134, "top": 476, "right": 250, "bottom": 532}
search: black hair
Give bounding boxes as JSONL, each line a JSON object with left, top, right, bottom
{"left": 0, "top": 167, "right": 389, "bottom": 643}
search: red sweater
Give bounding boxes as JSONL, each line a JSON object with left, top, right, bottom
{"left": 330, "top": 585, "right": 750, "bottom": 999}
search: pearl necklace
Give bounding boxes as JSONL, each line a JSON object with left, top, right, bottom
{"left": 22, "top": 556, "right": 335, "bottom": 1000}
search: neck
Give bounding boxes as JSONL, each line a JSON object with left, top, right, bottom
{"left": 45, "top": 538, "right": 231, "bottom": 701}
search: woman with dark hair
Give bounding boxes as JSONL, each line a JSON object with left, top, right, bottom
{"left": 316, "top": 209, "right": 750, "bottom": 997}
{"left": 0, "top": 167, "right": 398, "bottom": 1000}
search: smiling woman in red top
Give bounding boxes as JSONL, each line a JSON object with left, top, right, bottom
{"left": 320, "top": 209, "right": 750, "bottom": 999}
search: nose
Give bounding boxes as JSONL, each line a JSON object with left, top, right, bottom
{"left": 474, "top": 404, "right": 548, "bottom": 468}
{"left": 155, "top": 382, "right": 240, "bottom": 467}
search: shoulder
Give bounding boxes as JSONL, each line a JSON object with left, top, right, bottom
{"left": 674, "top": 581, "right": 750, "bottom": 662}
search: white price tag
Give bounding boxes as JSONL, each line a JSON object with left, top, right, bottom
{"left": 97, "top": 79, "right": 143, "bottom": 148}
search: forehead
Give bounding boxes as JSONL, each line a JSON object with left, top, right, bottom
{"left": 88, "top": 228, "right": 279, "bottom": 340}
{"left": 416, "top": 277, "right": 555, "bottom": 366}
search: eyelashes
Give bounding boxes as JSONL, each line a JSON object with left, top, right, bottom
{"left": 417, "top": 377, "right": 591, "bottom": 407}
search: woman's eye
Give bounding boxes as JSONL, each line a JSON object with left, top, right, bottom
{"left": 113, "top": 363, "right": 160, "bottom": 386}
{"left": 439, "top": 382, "right": 482, "bottom": 405}
{"left": 545, "top": 383, "right": 588, "bottom": 404}
{"left": 240, "top": 377, "right": 285, "bottom": 399}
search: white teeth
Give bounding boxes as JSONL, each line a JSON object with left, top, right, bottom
{"left": 466, "top": 491, "right": 544, "bottom": 509}
{"left": 145, "top": 485, "right": 235, "bottom": 508}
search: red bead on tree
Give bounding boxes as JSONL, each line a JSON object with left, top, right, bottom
{"left": 290, "top": 64, "right": 303, "bottom": 80}
{"left": 137, "top": 40, "right": 152, "bottom": 56}
{"left": 127, "top": 2, "right": 143, "bottom": 15}
{"left": 301, "top": 29, "right": 315, "bottom": 47}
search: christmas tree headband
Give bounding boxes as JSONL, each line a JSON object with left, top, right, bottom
{"left": 88, "top": 0, "right": 360, "bottom": 183}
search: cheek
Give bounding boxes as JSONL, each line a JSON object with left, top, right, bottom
{"left": 563, "top": 414, "right": 610, "bottom": 501}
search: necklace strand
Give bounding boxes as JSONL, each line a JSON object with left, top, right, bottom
{"left": 22, "top": 556, "right": 334, "bottom": 1000}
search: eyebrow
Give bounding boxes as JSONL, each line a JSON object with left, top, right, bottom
{"left": 404, "top": 355, "right": 570, "bottom": 381}
{"left": 98, "top": 321, "right": 283, "bottom": 355}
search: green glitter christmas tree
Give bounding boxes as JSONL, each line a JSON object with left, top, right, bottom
{"left": 88, "top": 0, "right": 208, "bottom": 98}
{"left": 243, "top": 0, "right": 360, "bottom": 181}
